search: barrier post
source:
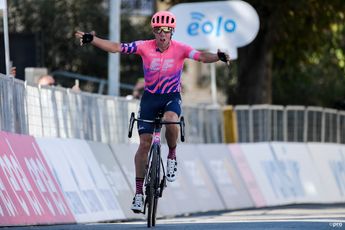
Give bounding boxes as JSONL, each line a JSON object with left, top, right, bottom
{"left": 223, "top": 105, "right": 238, "bottom": 143}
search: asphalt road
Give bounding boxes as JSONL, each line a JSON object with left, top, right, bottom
{"left": 4, "top": 204, "right": 345, "bottom": 230}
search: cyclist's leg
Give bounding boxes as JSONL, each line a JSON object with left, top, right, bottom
{"left": 163, "top": 93, "right": 181, "bottom": 182}
{"left": 163, "top": 92, "right": 182, "bottom": 149}
{"left": 164, "top": 111, "right": 179, "bottom": 182}
{"left": 164, "top": 111, "right": 179, "bottom": 152}
{"left": 135, "top": 133, "right": 152, "bottom": 187}
{"left": 132, "top": 134, "right": 152, "bottom": 213}
{"left": 135, "top": 91, "right": 158, "bottom": 187}
{"left": 132, "top": 92, "right": 157, "bottom": 213}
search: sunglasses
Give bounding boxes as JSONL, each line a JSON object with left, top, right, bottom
{"left": 153, "top": 27, "right": 173, "bottom": 34}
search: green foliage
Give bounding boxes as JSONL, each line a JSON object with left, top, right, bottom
{"left": 267, "top": 1, "right": 345, "bottom": 107}
{"left": 9, "top": 0, "right": 108, "bottom": 77}
{"left": 167, "top": 0, "right": 345, "bottom": 107}
{"left": 7, "top": 0, "right": 152, "bottom": 94}
{"left": 6, "top": 0, "right": 345, "bottom": 106}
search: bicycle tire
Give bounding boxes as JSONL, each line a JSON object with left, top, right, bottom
{"left": 152, "top": 196, "right": 159, "bottom": 226}
{"left": 146, "top": 145, "right": 159, "bottom": 228}
{"left": 151, "top": 145, "right": 160, "bottom": 226}
{"left": 147, "top": 188, "right": 154, "bottom": 228}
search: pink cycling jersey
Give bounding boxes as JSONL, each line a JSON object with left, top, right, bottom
{"left": 121, "top": 40, "right": 201, "bottom": 94}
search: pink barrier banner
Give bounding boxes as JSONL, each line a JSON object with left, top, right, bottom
{"left": 228, "top": 144, "right": 266, "bottom": 207}
{"left": 0, "top": 132, "right": 75, "bottom": 226}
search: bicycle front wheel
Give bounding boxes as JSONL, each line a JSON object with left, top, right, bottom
{"left": 151, "top": 145, "right": 160, "bottom": 227}
{"left": 146, "top": 144, "right": 160, "bottom": 228}
{"left": 147, "top": 187, "right": 154, "bottom": 228}
{"left": 152, "top": 194, "right": 159, "bottom": 226}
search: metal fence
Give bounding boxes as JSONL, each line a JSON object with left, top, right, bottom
{"left": 234, "top": 104, "right": 345, "bottom": 143}
{"left": 1, "top": 74, "right": 344, "bottom": 144}
{"left": 0, "top": 74, "right": 223, "bottom": 144}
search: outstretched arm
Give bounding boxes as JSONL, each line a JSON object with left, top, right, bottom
{"left": 199, "top": 52, "right": 219, "bottom": 63}
{"left": 199, "top": 49, "right": 230, "bottom": 65}
{"left": 75, "top": 31, "right": 121, "bottom": 53}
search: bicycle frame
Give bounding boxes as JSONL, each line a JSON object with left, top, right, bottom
{"left": 128, "top": 111, "right": 185, "bottom": 227}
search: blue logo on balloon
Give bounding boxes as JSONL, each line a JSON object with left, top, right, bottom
{"left": 187, "top": 12, "right": 236, "bottom": 37}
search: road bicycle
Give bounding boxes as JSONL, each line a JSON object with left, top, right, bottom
{"left": 128, "top": 111, "right": 185, "bottom": 227}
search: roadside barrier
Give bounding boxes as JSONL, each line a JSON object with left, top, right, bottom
{"left": 1, "top": 130, "right": 345, "bottom": 226}
{"left": 2, "top": 74, "right": 345, "bottom": 146}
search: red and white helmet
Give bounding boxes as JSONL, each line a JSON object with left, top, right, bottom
{"left": 151, "top": 11, "right": 176, "bottom": 28}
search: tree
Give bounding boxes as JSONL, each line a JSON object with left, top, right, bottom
{"left": 269, "top": 1, "right": 345, "bottom": 107}
{"left": 6, "top": 0, "right": 345, "bottom": 107}
{"left": 162, "top": 0, "right": 345, "bottom": 107}
{"left": 8, "top": 0, "right": 108, "bottom": 74}
{"left": 6, "top": 0, "right": 152, "bottom": 94}
{"left": 234, "top": 0, "right": 345, "bottom": 106}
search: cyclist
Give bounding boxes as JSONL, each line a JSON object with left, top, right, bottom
{"left": 75, "top": 10, "right": 230, "bottom": 213}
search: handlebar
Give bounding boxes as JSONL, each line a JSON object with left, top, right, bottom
{"left": 128, "top": 112, "right": 185, "bottom": 142}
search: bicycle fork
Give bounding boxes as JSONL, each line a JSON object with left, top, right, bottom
{"left": 159, "top": 157, "right": 167, "bottom": 197}
{"left": 154, "top": 131, "right": 168, "bottom": 198}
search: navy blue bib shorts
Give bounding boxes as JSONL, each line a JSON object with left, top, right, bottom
{"left": 137, "top": 91, "right": 182, "bottom": 135}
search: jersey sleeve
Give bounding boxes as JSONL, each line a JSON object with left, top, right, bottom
{"left": 120, "top": 41, "right": 144, "bottom": 55}
{"left": 180, "top": 42, "right": 201, "bottom": 61}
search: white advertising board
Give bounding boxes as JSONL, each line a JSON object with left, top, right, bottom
{"left": 228, "top": 144, "right": 266, "bottom": 207}
{"left": 238, "top": 143, "right": 292, "bottom": 206}
{"left": 109, "top": 143, "right": 137, "bottom": 193}
{"left": 36, "top": 138, "right": 92, "bottom": 222}
{"left": 161, "top": 145, "right": 207, "bottom": 215}
{"left": 198, "top": 144, "right": 254, "bottom": 209}
{"left": 308, "top": 143, "right": 345, "bottom": 202}
{"left": 270, "top": 142, "right": 325, "bottom": 203}
{"left": 169, "top": 1, "right": 260, "bottom": 59}
{"left": 87, "top": 141, "right": 137, "bottom": 219}
{"left": 176, "top": 144, "right": 225, "bottom": 212}
{"left": 36, "top": 138, "right": 125, "bottom": 222}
